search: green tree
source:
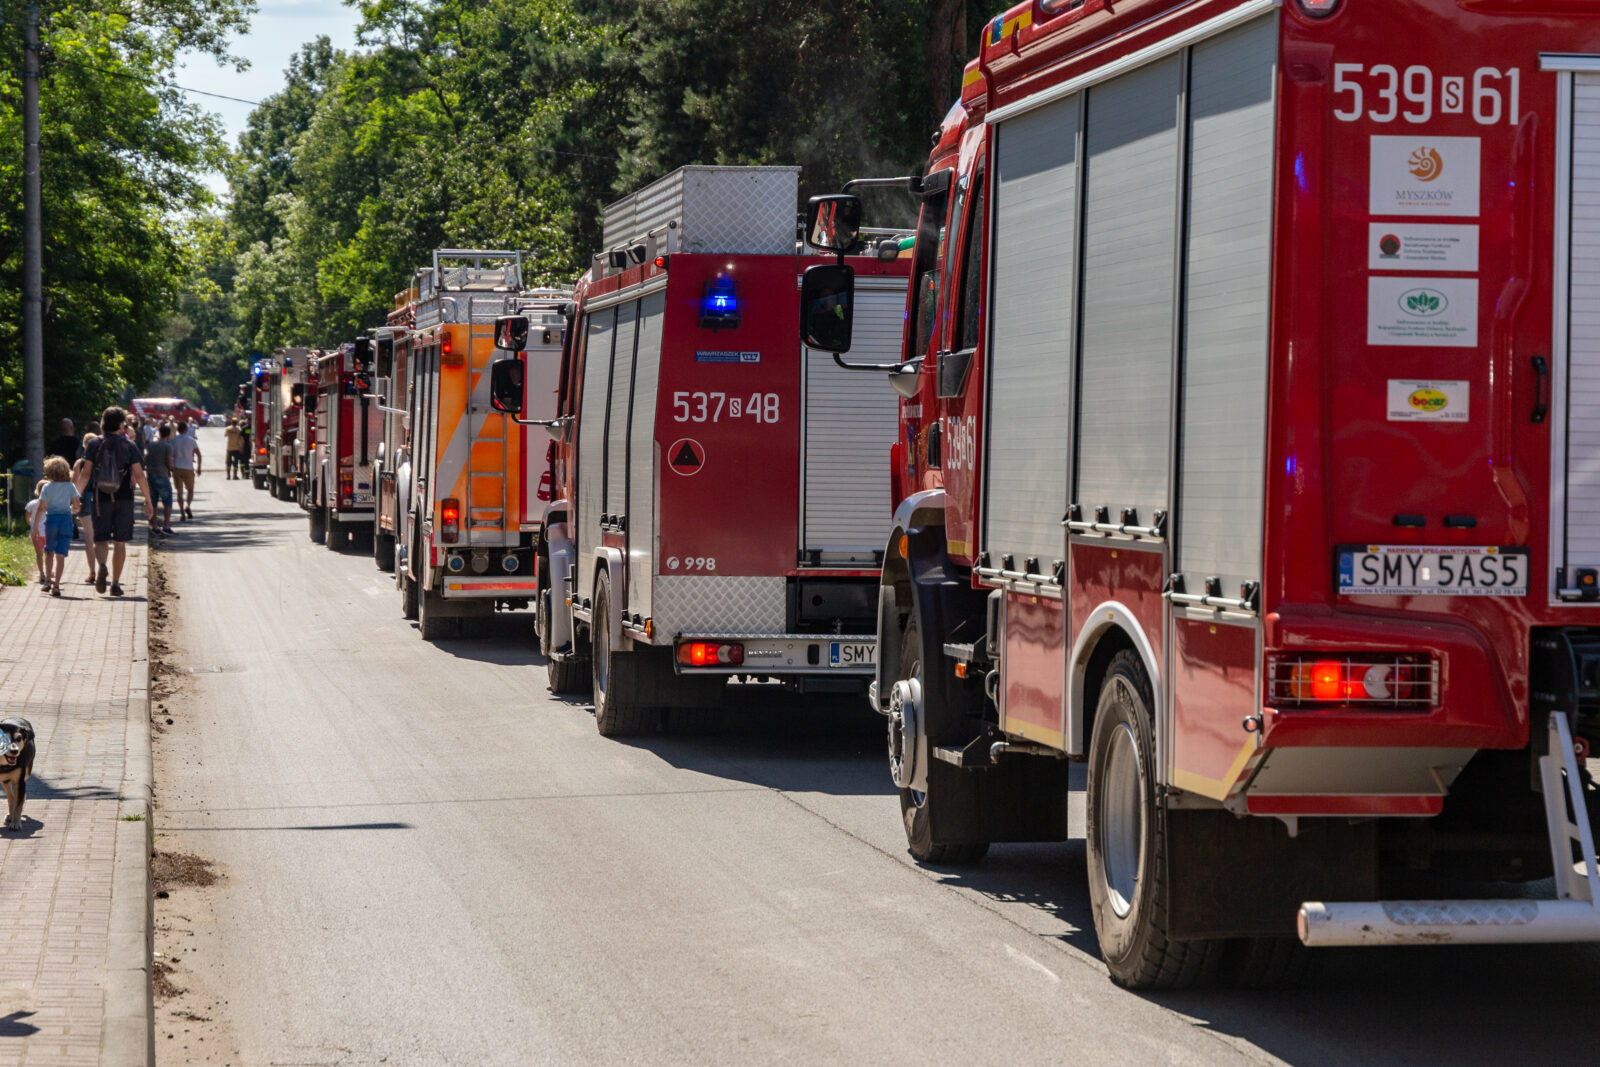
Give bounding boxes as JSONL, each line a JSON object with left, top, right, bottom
{"left": 0, "top": 0, "right": 252, "bottom": 460}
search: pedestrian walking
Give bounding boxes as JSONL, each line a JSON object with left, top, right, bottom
{"left": 144, "top": 423, "right": 177, "bottom": 536}
{"left": 74, "top": 407, "right": 154, "bottom": 597}
{"left": 171, "top": 421, "right": 201, "bottom": 520}
{"left": 23, "top": 484, "right": 46, "bottom": 587}
{"left": 225, "top": 418, "right": 244, "bottom": 479}
{"left": 46, "top": 418, "right": 78, "bottom": 464}
{"left": 38, "top": 456, "right": 81, "bottom": 598}
{"left": 72, "top": 432, "right": 100, "bottom": 583}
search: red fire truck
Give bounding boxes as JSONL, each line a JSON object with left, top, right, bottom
{"left": 392, "top": 251, "right": 566, "bottom": 640}
{"left": 248, "top": 358, "right": 272, "bottom": 489}
{"left": 303, "top": 341, "right": 381, "bottom": 549}
{"left": 802, "top": 0, "right": 1600, "bottom": 987}
{"left": 265, "top": 347, "right": 307, "bottom": 501}
{"left": 370, "top": 291, "right": 417, "bottom": 573}
{"left": 130, "top": 397, "right": 204, "bottom": 426}
{"left": 491, "top": 166, "right": 910, "bottom": 735}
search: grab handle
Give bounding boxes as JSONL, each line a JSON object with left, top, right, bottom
{"left": 1532, "top": 355, "right": 1549, "bottom": 424}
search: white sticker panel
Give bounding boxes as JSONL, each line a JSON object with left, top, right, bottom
{"left": 1367, "top": 276, "right": 1479, "bottom": 347}
{"left": 1368, "top": 224, "right": 1479, "bottom": 271}
{"left": 1386, "top": 379, "right": 1470, "bottom": 422}
{"left": 1369, "top": 135, "right": 1481, "bottom": 217}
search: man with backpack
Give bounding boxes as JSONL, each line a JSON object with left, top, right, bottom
{"left": 74, "top": 406, "right": 155, "bottom": 597}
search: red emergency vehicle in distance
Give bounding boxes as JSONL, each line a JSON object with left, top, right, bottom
{"left": 805, "top": 0, "right": 1600, "bottom": 986}
{"left": 248, "top": 359, "right": 273, "bottom": 489}
{"left": 303, "top": 341, "right": 380, "bottom": 550}
{"left": 492, "top": 166, "right": 911, "bottom": 735}
{"left": 130, "top": 397, "right": 204, "bottom": 426}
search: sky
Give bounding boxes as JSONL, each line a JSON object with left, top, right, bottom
{"left": 176, "top": 0, "right": 368, "bottom": 197}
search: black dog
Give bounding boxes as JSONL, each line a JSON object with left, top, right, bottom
{"left": 0, "top": 718, "right": 35, "bottom": 830}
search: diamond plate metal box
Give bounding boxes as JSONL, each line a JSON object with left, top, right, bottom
{"left": 602, "top": 166, "right": 800, "bottom": 256}
{"left": 651, "top": 575, "right": 788, "bottom": 638}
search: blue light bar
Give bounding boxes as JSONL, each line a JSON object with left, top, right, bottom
{"left": 700, "top": 275, "right": 743, "bottom": 331}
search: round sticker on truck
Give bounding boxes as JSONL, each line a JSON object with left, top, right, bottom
{"left": 667, "top": 437, "right": 705, "bottom": 476}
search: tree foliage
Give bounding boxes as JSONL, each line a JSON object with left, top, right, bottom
{"left": 0, "top": 0, "right": 252, "bottom": 457}
{"left": 118, "top": 0, "right": 1012, "bottom": 409}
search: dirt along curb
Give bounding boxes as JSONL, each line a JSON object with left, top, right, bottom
{"left": 105, "top": 531, "right": 155, "bottom": 1067}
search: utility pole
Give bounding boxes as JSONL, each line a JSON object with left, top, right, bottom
{"left": 22, "top": 0, "right": 44, "bottom": 481}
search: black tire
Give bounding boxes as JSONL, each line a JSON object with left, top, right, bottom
{"left": 418, "top": 586, "right": 457, "bottom": 641}
{"left": 309, "top": 506, "right": 326, "bottom": 545}
{"left": 1222, "top": 937, "right": 1314, "bottom": 990}
{"left": 269, "top": 475, "right": 280, "bottom": 498}
{"left": 897, "top": 616, "right": 989, "bottom": 866}
{"left": 401, "top": 567, "right": 419, "bottom": 621}
{"left": 374, "top": 530, "right": 395, "bottom": 572}
{"left": 251, "top": 471, "right": 265, "bottom": 490}
{"left": 1086, "top": 649, "right": 1223, "bottom": 990}
{"left": 325, "top": 515, "right": 344, "bottom": 551}
{"left": 591, "top": 575, "right": 652, "bottom": 736}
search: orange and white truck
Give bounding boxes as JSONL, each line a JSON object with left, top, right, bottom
{"left": 391, "top": 249, "right": 570, "bottom": 640}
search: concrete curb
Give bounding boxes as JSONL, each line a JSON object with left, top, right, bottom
{"left": 104, "top": 534, "right": 154, "bottom": 1067}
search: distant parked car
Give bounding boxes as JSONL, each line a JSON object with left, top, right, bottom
{"left": 207, "top": 414, "right": 226, "bottom": 427}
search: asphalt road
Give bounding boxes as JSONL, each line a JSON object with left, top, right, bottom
{"left": 151, "top": 429, "right": 1600, "bottom": 1066}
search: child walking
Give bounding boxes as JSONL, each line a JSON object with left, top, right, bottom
{"left": 38, "top": 456, "right": 81, "bottom": 597}
{"left": 23, "top": 483, "right": 47, "bottom": 588}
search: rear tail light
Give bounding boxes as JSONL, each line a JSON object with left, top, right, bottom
{"left": 440, "top": 498, "right": 460, "bottom": 543}
{"left": 677, "top": 641, "right": 744, "bottom": 668}
{"left": 1268, "top": 653, "right": 1437, "bottom": 710}
{"left": 257, "top": 447, "right": 267, "bottom": 456}
{"left": 340, "top": 470, "right": 353, "bottom": 507}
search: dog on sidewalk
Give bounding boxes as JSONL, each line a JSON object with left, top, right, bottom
{"left": 0, "top": 718, "right": 36, "bottom": 830}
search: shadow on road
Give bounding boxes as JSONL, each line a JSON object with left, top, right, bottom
{"left": 621, "top": 685, "right": 896, "bottom": 797}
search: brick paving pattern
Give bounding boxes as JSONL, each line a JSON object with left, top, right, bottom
{"left": 0, "top": 545, "right": 147, "bottom": 1066}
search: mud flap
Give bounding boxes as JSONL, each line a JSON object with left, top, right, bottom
{"left": 1165, "top": 810, "right": 1377, "bottom": 940}
{"left": 924, "top": 757, "right": 1073, "bottom": 846}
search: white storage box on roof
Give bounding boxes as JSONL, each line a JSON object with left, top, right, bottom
{"left": 600, "top": 165, "right": 799, "bottom": 255}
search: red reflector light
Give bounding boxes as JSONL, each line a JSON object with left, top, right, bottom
{"left": 440, "top": 498, "right": 460, "bottom": 544}
{"left": 677, "top": 641, "right": 744, "bottom": 667}
{"left": 655, "top": 255, "right": 669, "bottom": 269}
{"left": 1269, "top": 653, "right": 1435, "bottom": 710}
{"left": 441, "top": 333, "right": 453, "bottom": 356}
{"left": 257, "top": 447, "right": 267, "bottom": 455}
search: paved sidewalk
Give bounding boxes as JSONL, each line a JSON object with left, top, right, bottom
{"left": 0, "top": 542, "right": 153, "bottom": 1067}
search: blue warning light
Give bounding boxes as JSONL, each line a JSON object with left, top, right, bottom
{"left": 700, "top": 274, "right": 743, "bottom": 331}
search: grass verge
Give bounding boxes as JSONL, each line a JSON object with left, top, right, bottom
{"left": 0, "top": 515, "right": 36, "bottom": 587}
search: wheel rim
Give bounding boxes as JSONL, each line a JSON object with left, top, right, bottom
{"left": 1099, "top": 713, "right": 1144, "bottom": 920}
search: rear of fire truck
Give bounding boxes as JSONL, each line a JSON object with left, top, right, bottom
{"left": 497, "top": 166, "right": 910, "bottom": 736}
{"left": 267, "top": 347, "right": 306, "bottom": 501}
{"left": 305, "top": 342, "right": 379, "bottom": 550}
{"left": 249, "top": 358, "right": 273, "bottom": 489}
{"left": 396, "top": 250, "right": 544, "bottom": 641}
{"left": 801, "top": 0, "right": 1600, "bottom": 988}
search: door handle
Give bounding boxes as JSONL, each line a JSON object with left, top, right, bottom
{"left": 1532, "top": 355, "right": 1549, "bottom": 424}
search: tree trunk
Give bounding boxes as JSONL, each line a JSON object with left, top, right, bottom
{"left": 926, "top": 0, "right": 967, "bottom": 118}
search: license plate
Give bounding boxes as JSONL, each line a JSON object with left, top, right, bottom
{"left": 830, "top": 641, "right": 876, "bottom": 668}
{"left": 1337, "top": 545, "right": 1528, "bottom": 597}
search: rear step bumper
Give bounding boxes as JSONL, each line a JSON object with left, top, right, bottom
{"left": 1300, "top": 711, "right": 1600, "bottom": 947}
{"left": 1299, "top": 899, "right": 1600, "bottom": 946}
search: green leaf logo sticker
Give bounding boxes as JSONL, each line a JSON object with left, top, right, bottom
{"left": 1398, "top": 287, "right": 1448, "bottom": 318}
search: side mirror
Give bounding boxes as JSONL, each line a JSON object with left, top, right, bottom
{"left": 800, "top": 263, "right": 855, "bottom": 353}
{"left": 806, "top": 195, "right": 863, "bottom": 253}
{"left": 489, "top": 357, "right": 525, "bottom": 414}
{"left": 353, "top": 336, "right": 372, "bottom": 369}
{"left": 495, "top": 315, "right": 531, "bottom": 351}
{"left": 290, "top": 383, "right": 306, "bottom": 407}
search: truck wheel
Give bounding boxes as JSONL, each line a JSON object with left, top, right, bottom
{"left": 251, "top": 471, "right": 264, "bottom": 490}
{"left": 418, "top": 587, "right": 457, "bottom": 641}
{"left": 325, "top": 516, "right": 344, "bottom": 551}
{"left": 374, "top": 530, "right": 395, "bottom": 572}
{"left": 591, "top": 575, "right": 652, "bottom": 736}
{"left": 1086, "top": 649, "right": 1223, "bottom": 990}
{"left": 269, "top": 475, "right": 279, "bottom": 498}
{"left": 896, "top": 616, "right": 989, "bottom": 866}
{"left": 309, "top": 506, "right": 326, "bottom": 545}
{"left": 401, "top": 566, "right": 419, "bottom": 621}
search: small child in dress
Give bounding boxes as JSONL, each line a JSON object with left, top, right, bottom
{"left": 38, "top": 455, "right": 81, "bottom": 597}
{"left": 23, "top": 483, "right": 47, "bottom": 587}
